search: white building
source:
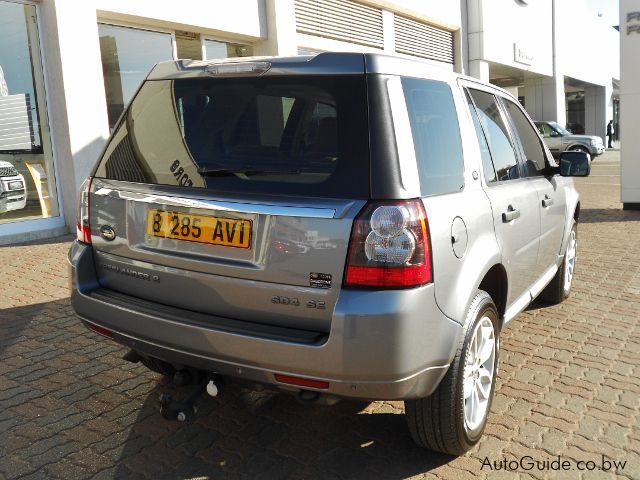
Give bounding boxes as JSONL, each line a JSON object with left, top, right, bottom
{"left": 0, "top": 0, "right": 619, "bottom": 243}
{"left": 620, "top": 0, "right": 640, "bottom": 209}
{"left": 465, "top": 0, "right": 620, "bottom": 140}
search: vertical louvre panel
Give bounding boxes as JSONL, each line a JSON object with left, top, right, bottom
{"left": 295, "top": 0, "right": 384, "bottom": 48}
{"left": 394, "top": 16, "right": 454, "bottom": 64}
{"left": 104, "top": 134, "right": 148, "bottom": 184}
{"left": 0, "top": 94, "right": 34, "bottom": 151}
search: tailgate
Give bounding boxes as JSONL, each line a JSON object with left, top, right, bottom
{"left": 87, "top": 60, "right": 370, "bottom": 333}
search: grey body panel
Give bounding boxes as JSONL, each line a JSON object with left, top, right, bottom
{"left": 70, "top": 241, "right": 460, "bottom": 400}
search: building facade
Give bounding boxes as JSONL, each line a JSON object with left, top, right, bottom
{"left": 0, "top": 0, "right": 619, "bottom": 243}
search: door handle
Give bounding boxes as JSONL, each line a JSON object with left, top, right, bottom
{"left": 542, "top": 194, "right": 554, "bottom": 208}
{"left": 502, "top": 207, "right": 520, "bottom": 223}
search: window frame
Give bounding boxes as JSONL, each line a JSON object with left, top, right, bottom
{"left": 463, "top": 87, "right": 497, "bottom": 185}
{"left": 462, "top": 83, "right": 527, "bottom": 186}
{"left": 97, "top": 20, "right": 178, "bottom": 59}
{"left": 498, "top": 95, "right": 552, "bottom": 177}
{"left": 0, "top": 0, "right": 66, "bottom": 238}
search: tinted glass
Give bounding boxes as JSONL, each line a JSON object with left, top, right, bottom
{"left": 503, "top": 99, "right": 547, "bottom": 177}
{"left": 204, "top": 40, "right": 253, "bottom": 60}
{"left": 536, "top": 123, "right": 550, "bottom": 137}
{"left": 99, "top": 24, "right": 174, "bottom": 128}
{"left": 95, "top": 75, "right": 370, "bottom": 198}
{"left": 468, "top": 89, "right": 520, "bottom": 182}
{"left": 402, "top": 78, "right": 464, "bottom": 196}
{"left": 465, "top": 90, "right": 496, "bottom": 183}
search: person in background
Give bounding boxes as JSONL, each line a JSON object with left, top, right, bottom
{"left": 607, "top": 119, "right": 615, "bottom": 148}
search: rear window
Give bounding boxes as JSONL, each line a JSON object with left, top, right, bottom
{"left": 94, "top": 75, "right": 370, "bottom": 198}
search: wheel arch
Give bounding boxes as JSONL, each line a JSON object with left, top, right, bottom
{"left": 566, "top": 143, "right": 590, "bottom": 153}
{"left": 477, "top": 264, "right": 508, "bottom": 322}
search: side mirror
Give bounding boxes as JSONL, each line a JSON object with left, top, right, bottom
{"left": 559, "top": 151, "right": 590, "bottom": 177}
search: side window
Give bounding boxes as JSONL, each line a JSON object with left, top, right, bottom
{"left": 402, "top": 77, "right": 465, "bottom": 196}
{"left": 468, "top": 89, "right": 521, "bottom": 182}
{"left": 465, "top": 89, "right": 497, "bottom": 184}
{"left": 536, "top": 123, "right": 547, "bottom": 137}
{"left": 503, "top": 99, "right": 547, "bottom": 177}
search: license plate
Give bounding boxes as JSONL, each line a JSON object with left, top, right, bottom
{"left": 146, "top": 209, "right": 251, "bottom": 249}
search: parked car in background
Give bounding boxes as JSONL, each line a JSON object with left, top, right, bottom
{"left": 535, "top": 121, "right": 604, "bottom": 159}
{"left": 69, "top": 52, "right": 590, "bottom": 455}
{"left": 0, "top": 160, "right": 27, "bottom": 214}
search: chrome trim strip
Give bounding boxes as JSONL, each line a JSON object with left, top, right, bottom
{"left": 94, "top": 187, "right": 337, "bottom": 219}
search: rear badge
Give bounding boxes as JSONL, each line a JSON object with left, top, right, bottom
{"left": 310, "top": 272, "right": 332, "bottom": 289}
{"left": 100, "top": 225, "right": 117, "bottom": 241}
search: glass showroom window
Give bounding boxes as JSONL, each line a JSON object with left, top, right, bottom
{"left": 203, "top": 39, "right": 253, "bottom": 60}
{"left": 0, "top": 1, "right": 59, "bottom": 225}
{"left": 98, "top": 24, "right": 174, "bottom": 128}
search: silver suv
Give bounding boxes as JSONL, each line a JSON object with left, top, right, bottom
{"left": 535, "top": 121, "right": 605, "bottom": 158}
{"left": 69, "top": 53, "right": 589, "bottom": 455}
{"left": 0, "top": 160, "right": 27, "bottom": 214}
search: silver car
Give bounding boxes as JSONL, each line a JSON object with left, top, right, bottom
{"left": 535, "top": 121, "right": 605, "bottom": 158}
{"left": 69, "top": 53, "right": 589, "bottom": 455}
{"left": 0, "top": 160, "right": 27, "bottom": 214}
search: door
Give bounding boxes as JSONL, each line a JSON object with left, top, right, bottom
{"left": 466, "top": 88, "right": 540, "bottom": 306}
{"left": 503, "top": 100, "right": 567, "bottom": 277}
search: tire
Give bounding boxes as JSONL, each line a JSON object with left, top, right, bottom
{"left": 405, "top": 291, "right": 500, "bottom": 455}
{"left": 140, "top": 355, "right": 176, "bottom": 377}
{"left": 541, "top": 221, "right": 577, "bottom": 304}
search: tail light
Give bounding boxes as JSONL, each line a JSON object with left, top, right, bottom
{"left": 344, "top": 200, "right": 432, "bottom": 288}
{"left": 76, "top": 177, "right": 92, "bottom": 244}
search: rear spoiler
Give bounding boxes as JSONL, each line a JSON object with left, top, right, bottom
{"left": 147, "top": 52, "right": 366, "bottom": 80}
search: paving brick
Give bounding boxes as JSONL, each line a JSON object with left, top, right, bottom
{"left": 1, "top": 154, "right": 639, "bottom": 479}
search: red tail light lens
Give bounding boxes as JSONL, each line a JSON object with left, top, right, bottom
{"left": 344, "top": 200, "right": 432, "bottom": 288}
{"left": 76, "top": 177, "right": 92, "bottom": 244}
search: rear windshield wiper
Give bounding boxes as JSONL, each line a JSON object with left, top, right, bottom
{"left": 196, "top": 167, "right": 302, "bottom": 177}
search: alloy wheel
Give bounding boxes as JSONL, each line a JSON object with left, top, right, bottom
{"left": 463, "top": 316, "right": 496, "bottom": 433}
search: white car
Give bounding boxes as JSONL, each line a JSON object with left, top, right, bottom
{"left": 0, "top": 160, "right": 27, "bottom": 214}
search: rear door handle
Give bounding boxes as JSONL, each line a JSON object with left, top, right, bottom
{"left": 502, "top": 207, "right": 520, "bottom": 223}
{"left": 542, "top": 195, "right": 554, "bottom": 208}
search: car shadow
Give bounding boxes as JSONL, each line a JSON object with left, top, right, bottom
{"left": 111, "top": 380, "right": 453, "bottom": 479}
{"left": 579, "top": 208, "right": 640, "bottom": 223}
{"left": 0, "top": 299, "right": 454, "bottom": 479}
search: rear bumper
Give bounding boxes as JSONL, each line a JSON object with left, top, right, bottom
{"left": 68, "top": 241, "right": 461, "bottom": 400}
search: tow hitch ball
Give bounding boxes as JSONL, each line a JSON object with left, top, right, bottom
{"left": 159, "top": 373, "right": 219, "bottom": 422}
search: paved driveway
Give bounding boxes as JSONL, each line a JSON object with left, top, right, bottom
{"left": 0, "top": 150, "right": 638, "bottom": 479}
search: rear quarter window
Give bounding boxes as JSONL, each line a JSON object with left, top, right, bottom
{"left": 402, "top": 77, "right": 465, "bottom": 196}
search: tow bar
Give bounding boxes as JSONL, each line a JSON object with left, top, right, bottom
{"left": 159, "top": 371, "right": 219, "bottom": 422}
